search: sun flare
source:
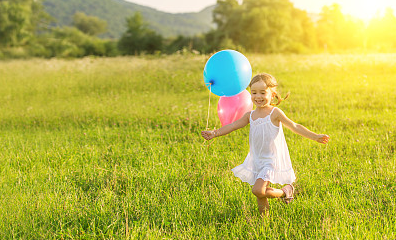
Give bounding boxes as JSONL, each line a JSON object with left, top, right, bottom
{"left": 333, "top": 0, "right": 396, "bottom": 22}
{"left": 348, "top": 0, "right": 384, "bottom": 21}
{"left": 293, "top": 0, "right": 396, "bottom": 22}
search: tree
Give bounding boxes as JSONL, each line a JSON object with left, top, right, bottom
{"left": 72, "top": 12, "right": 107, "bottom": 36}
{"left": 118, "top": 12, "right": 163, "bottom": 55}
{"left": 287, "top": 8, "right": 317, "bottom": 52}
{"left": 34, "top": 26, "right": 117, "bottom": 58}
{"left": 0, "top": 0, "right": 32, "bottom": 47}
{"left": 241, "top": 0, "right": 295, "bottom": 52}
{"left": 367, "top": 8, "right": 396, "bottom": 51}
{"left": 212, "top": 0, "right": 242, "bottom": 44}
{"left": 210, "top": 0, "right": 316, "bottom": 53}
{"left": 0, "top": 0, "right": 49, "bottom": 47}
{"left": 166, "top": 35, "right": 207, "bottom": 54}
{"left": 316, "top": 4, "right": 364, "bottom": 51}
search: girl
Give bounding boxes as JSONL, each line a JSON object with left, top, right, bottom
{"left": 201, "top": 73, "right": 329, "bottom": 216}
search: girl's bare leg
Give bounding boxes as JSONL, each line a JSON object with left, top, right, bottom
{"left": 265, "top": 186, "right": 285, "bottom": 198}
{"left": 252, "top": 179, "right": 286, "bottom": 216}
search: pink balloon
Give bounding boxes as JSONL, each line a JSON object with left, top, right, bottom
{"left": 217, "top": 90, "right": 253, "bottom": 126}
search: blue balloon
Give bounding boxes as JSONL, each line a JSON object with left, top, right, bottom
{"left": 203, "top": 50, "right": 252, "bottom": 97}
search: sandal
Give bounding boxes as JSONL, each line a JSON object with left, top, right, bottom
{"left": 281, "top": 184, "right": 294, "bottom": 204}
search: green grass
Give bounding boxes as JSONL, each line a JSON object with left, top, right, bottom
{"left": 0, "top": 53, "right": 395, "bottom": 239}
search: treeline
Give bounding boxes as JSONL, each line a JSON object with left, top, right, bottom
{"left": 1, "top": 0, "right": 396, "bottom": 59}
{"left": 209, "top": 0, "right": 396, "bottom": 53}
{"left": 0, "top": 0, "right": 118, "bottom": 58}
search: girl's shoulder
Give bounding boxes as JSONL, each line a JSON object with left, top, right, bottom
{"left": 271, "top": 107, "right": 284, "bottom": 114}
{"left": 270, "top": 107, "right": 286, "bottom": 120}
{"left": 246, "top": 110, "right": 254, "bottom": 121}
{"left": 271, "top": 106, "right": 280, "bottom": 115}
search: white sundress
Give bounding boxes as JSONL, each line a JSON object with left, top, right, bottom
{"left": 232, "top": 107, "right": 296, "bottom": 185}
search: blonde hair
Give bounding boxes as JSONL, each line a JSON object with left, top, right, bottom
{"left": 249, "top": 73, "right": 289, "bottom": 106}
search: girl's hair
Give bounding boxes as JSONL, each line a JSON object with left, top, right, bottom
{"left": 249, "top": 73, "right": 289, "bottom": 106}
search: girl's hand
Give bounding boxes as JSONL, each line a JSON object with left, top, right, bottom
{"left": 201, "top": 130, "right": 215, "bottom": 140}
{"left": 316, "top": 134, "right": 330, "bottom": 144}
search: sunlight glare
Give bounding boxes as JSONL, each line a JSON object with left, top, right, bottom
{"left": 292, "top": 0, "right": 396, "bottom": 22}
{"left": 348, "top": 0, "right": 382, "bottom": 21}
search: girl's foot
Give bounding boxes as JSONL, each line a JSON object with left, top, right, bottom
{"left": 281, "top": 184, "right": 294, "bottom": 204}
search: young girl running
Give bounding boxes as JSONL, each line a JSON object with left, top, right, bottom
{"left": 201, "top": 73, "right": 329, "bottom": 216}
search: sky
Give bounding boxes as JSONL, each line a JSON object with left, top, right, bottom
{"left": 126, "top": 0, "right": 396, "bottom": 21}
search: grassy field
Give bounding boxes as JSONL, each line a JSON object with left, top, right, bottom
{"left": 0, "top": 53, "right": 395, "bottom": 239}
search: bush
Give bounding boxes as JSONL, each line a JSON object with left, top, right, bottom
{"left": 31, "top": 27, "right": 117, "bottom": 58}
{"left": 103, "top": 41, "right": 120, "bottom": 57}
{"left": 284, "top": 42, "right": 308, "bottom": 54}
{"left": 0, "top": 47, "right": 30, "bottom": 59}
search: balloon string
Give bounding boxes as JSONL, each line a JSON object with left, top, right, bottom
{"left": 205, "top": 82, "right": 212, "bottom": 131}
{"left": 202, "top": 82, "right": 216, "bottom": 149}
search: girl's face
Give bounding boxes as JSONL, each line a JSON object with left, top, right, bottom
{"left": 250, "top": 80, "right": 275, "bottom": 108}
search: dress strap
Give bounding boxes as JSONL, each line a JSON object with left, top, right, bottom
{"left": 270, "top": 107, "right": 277, "bottom": 116}
{"left": 249, "top": 110, "right": 254, "bottom": 121}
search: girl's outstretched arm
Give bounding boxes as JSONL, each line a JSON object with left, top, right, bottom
{"left": 201, "top": 111, "right": 251, "bottom": 140}
{"left": 273, "top": 108, "right": 329, "bottom": 144}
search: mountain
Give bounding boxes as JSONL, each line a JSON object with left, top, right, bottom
{"left": 42, "top": 0, "right": 216, "bottom": 39}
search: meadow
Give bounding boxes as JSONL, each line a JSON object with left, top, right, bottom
{"left": 0, "top": 53, "right": 395, "bottom": 239}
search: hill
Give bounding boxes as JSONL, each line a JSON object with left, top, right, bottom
{"left": 42, "top": 0, "right": 215, "bottom": 39}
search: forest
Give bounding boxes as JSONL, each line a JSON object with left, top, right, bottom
{"left": 1, "top": 0, "right": 396, "bottom": 58}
